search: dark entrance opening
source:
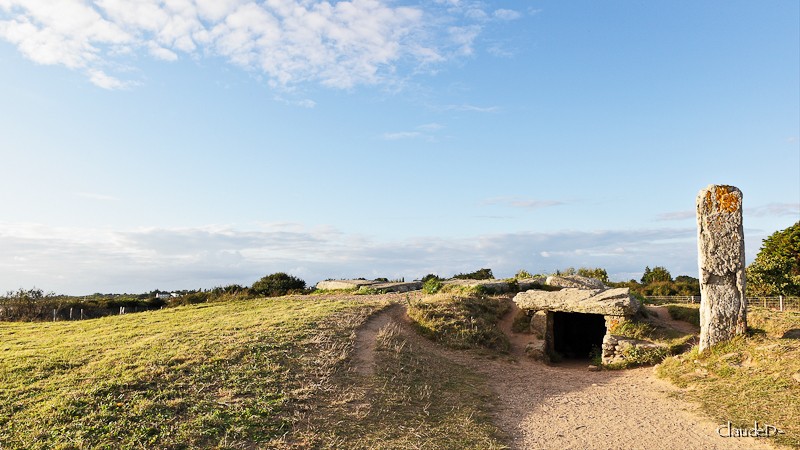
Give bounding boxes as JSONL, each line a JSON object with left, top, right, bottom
{"left": 552, "top": 311, "right": 606, "bottom": 359}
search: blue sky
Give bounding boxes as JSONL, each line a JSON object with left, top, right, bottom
{"left": 1, "top": 0, "right": 798, "bottom": 294}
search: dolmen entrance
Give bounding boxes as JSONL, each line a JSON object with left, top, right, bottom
{"left": 513, "top": 275, "right": 651, "bottom": 365}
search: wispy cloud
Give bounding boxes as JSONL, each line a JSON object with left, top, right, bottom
{"left": 444, "top": 104, "right": 500, "bottom": 113}
{"left": 0, "top": 222, "right": 699, "bottom": 293}
{"left": 2, "top": 221, "right": 774, "bottom": 294}
{"left": 483, "top": 197, "right": 565, "bottom": 210}
{"left": 382, "top": 131, "right": 423, "bottom": 140}
{"left": 0, "top": 0, "right": 493, "bottom": 90}
{"left": 380, "top": 123, "right": 444, "bottom": 140}
{"left": 656, "top": 210, "right": 694, "bottom": 221}
{"left": 493, "top": 9, "right": 521, "bottom": 21}
{"left": 657, "top": 203, "right": 799, "bottom": 221}
{"left": 745, "top": 203, "right": 800, "bottom": 218}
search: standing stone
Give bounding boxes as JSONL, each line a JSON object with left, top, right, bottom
{"left": 696, "top": 185, "right": 746, "bottom": 352}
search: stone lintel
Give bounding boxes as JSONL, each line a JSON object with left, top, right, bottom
{"left": 513, "top": 287, "right": 639, "bottom": 316}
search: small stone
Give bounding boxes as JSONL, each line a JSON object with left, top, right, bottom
{"left": 587, "top": 365, "right": 600, "bottom": 371}
{"left": 792, "top": 372, "right": 800, "bottom": 384}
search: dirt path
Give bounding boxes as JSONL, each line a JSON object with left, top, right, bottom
{"left": 645, "top": 304, "right": 700, "bottom": 335}
{"left": 353, "top": 304, "right": 777, "bottom": 450}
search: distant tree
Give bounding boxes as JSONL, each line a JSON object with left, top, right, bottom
{"left": 515, "top": 269, "right": 533, "bottom": 279}
{"left": 673, "top": 275, "right": 701, "bottom": 296}
{"left": 420, "top": 274, "right": 441, "bottom": 283}
{"left": 252, "top": 273, "right": 306, "bottom": 297}
{"left": 453, "top": 268, "right": 494, "bottom": 280}
{"left": 746, "top": 221, "right": 800, "bottom": 296}
{"left": 577, "top": 267, "right": 609, "bottom": 283}
{"left": 555, "top": 267, "right": 577, "bottom": 276}
{"left": 641, "top": 266, "right": 672, "bottom": 284}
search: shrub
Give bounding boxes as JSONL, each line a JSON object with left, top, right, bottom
{"left": 452, "top": 268, "right": 494, "bottom": 280}
{"left": 251, "top": 273, "right": 306, "bottom": 297}
{"left": 514, "top": 269, "right": 533, "bottom": 279}
{"left": 422, "top": 278, "right": 443, "bottom": 294}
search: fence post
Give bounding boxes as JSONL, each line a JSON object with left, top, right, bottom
{"left": 80, "top": 309, "right": 84, "bottom": 320}
{"left": 69, "top": 308, "right": 73, "bottom": 320}
{"left": 53, "top": 309, "right": 57, "bottom": 321}
{"left": 779, "top": 295, "right": 784, "bottom": 312}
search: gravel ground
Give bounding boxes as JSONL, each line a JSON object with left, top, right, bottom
{"left": 354, "top": 303, "right": 778, "bottom": 450}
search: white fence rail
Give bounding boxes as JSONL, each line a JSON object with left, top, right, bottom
{"left": 645, "top": 295, "right": 800, "bottom": 312}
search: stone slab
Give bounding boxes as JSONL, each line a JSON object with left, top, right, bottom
{"left": 315, "top": 280, "right": 378, "bottom": 290}
{"left": 513, "top": 287, "right": 639, "bottom": 316}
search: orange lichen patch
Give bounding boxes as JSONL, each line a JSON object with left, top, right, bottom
{"left": 714, "top": 186, "right": 740, "bottom": 213}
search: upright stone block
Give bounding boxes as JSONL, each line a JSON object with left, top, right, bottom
{"left": 696, "top": 185, "right": 747, "bottom": 352}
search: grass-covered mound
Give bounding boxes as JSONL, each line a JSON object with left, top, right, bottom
{"left": 296, "top": 322, "right": 506, "bottom": 449}
{"left": 0, "top": 295, "right": 383, "bottom": 449}
{"left": 406, "top": 294, "right": 510, "bottom": 352}
{"left": 657, "top": 307, "right": 800, "bottom": 448}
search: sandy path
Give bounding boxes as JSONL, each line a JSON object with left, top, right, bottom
{"left": 354, "top": 304, "right": 777, "bottom": 450}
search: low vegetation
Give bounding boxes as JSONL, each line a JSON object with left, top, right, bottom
{"left": 666, "top": 304, "right": 701, "bottom": 326}
{"left": 294, "top": 322, "right": 506, "bottom": 448}
{"left": 657, "top": 307, "right": 800, "bottom": 448}
{"left": 406, "top": 294, "right": 510, "bottom": 352}
{"left": 0, "top": 295, "right": 384, "bottom": 448}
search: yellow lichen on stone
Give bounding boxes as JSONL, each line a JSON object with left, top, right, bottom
{"left": 714, "top": 186, "right": 740, "bottom": 213}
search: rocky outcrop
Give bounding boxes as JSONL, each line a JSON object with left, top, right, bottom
{"left": 513, "top": 287, "right": 640, "bottom": 316}
{"left": 602, "top": 334, "right": 667, "bottom": 366}
{"left": 316, "top": 280, "right": 378, "bottom": 290}
{"left": 696, "top": 184, "right": 747, "bottom": 352}
{"left": 517, "top": 276, "right": 547, "bottom": 291}
{"left": 370, "top": 281, "right": 422, "bottom": 293}
{"left": 545, "top": 275, "right": 607, "bottom": 290}
{"left": 315, "top": 280, "right": 422, "bottom": 293}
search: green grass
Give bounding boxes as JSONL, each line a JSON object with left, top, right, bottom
{"left": 294, "top": 323, "right": 506, "bottom": 449}
{"left": 406, "top": 294, "right": 511, "bottom": 352}
{"left": 0, "top": 295, "right": 385, "bottom": 449}
{"left": 665, "top": 304, "right": 701, "bottom": 327}
{"left": 656, "top": 307, "right": 800, "bottom": 448}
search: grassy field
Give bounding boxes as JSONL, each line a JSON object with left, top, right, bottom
{"left": 0, "top": 294, "right": 504, "bottom": 449}
{"left": 657, "top": 306, "right": 800, "bottom": 448}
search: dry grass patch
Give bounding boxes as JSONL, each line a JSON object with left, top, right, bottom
{"left": 406, "top": 294, "right": 510, "bottom": 352}
{"left": 657, "top": 307, "right": 800, "bottom": 448}
{"left": 294, "top": 322, "right": 506, "bottom": 449}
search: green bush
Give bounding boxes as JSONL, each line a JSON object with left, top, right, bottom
{"left": 422, "top": 278, "right": 443, "bottom": 294}
{"left": 452, "top": 268, "right": 494, "bottom": 280}
{"left": 251, "top": 273, "right": 306, "bottom": 297}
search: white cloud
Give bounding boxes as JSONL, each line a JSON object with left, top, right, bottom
{"left": 0, "top": 0, "right": 491, "bottom": 90}
{"left": 443, "top": 103, "right": 499, "bottom": 113}
{"left": 483, "top": 197, "right": 564, "bottom": 210}
{"left": 745, "top": 203, "right": 800, "bottom": 218}
{"left": 382, "top": 131, "right": 422, "bottom": 140}
{"left": 417, "top": 122, "right": 443, "bottom": 131}
{"left": 0, "top": 221, "right": 730, "bottom": 294}
{"left": 493, "top": 9, "right": 520, "bottom": 20}
{"left": 655, "top": 210, "right": 695, "bottom": 221}
{"left": 88, "top": 69, "right": 133, "bottom": 89}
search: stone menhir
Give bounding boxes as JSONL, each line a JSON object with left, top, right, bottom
{"left": 696, "top": 184, "right": 747, "bottom": 352}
